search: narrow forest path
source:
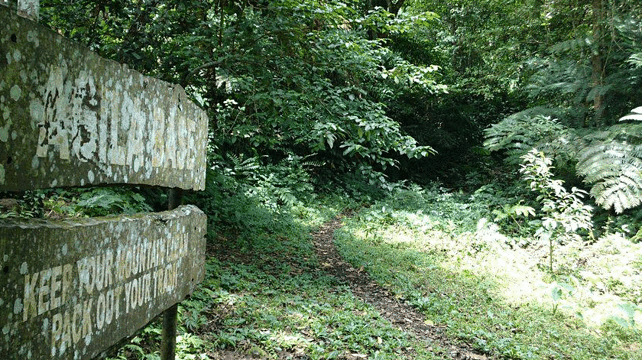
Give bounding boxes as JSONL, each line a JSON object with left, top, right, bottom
{"left": 311, "top": 216, "right": 488, "bottom": 360}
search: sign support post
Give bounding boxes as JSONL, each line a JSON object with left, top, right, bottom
{"left": 161, "top": 304, "right": 179, "bottom": 360}
{"left": 162, "top": 188, "right": 184, "bottom": 360}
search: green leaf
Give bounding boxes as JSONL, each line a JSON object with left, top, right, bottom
{"left": 551, "top": 286, "right": 563, "bottom": 302}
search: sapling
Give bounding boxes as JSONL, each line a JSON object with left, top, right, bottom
{"left": 520, "top": 149, "right": 593, "bottom": 272}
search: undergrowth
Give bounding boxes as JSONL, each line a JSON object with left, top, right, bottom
{"left": 9, "top": 163, "right": 639, "bottom": 359}
{"left": 334, "top": 184, "right": 642, "bottom": 359}
{"left": 106, "top": 171, "right": 446, "bottom": 359}
{"left": 0, "top": 187, "right": 155, "bottom": 219}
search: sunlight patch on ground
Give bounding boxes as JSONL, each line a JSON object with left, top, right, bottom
{"left": 377, "top": 219, "right": 642, "bottom": 332}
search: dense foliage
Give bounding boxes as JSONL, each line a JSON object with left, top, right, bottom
{"left": 479, "top": 0, "right": 642, "bottom": 214}
{"left": 4, "top": 0, "right": 642, "bottom": 358}
{"left": 40, "top": 0, "right": 442, "bottom": 187}
{"left": 38, "top": 0, "right": 642, "bottom": 196}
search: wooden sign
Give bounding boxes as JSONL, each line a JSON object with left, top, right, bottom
{"left": 0, "top": 205, "right": 207, "bottom": 359}
{"left": 0, "top": 4, "right": 210, "bottom": 360}
{"left": 0, "top": 7, "right": 208, "bottom": 192}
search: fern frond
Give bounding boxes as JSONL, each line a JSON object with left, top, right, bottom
{"left": 525, "top": 59, "right": 590, "bottom": 102}
{"left": 484, "top": 112, "right": 572, "bottom": 165}
{"left": 631, "top": 145, "right": 642, "bottom": 157}
{"left": 578, "top": 140, "right": 642, "bottom": 213}
{"left": 628, "top": 53, "right": 642, "bottom": 68}
{"left": 620, "top": 106, "right": 642, "bottom": 122}
{"left": 226, "top": 154, "right": 261, "bottom": 176}
{"left": 593, "top": 172, "right": 642, "bottom": 214}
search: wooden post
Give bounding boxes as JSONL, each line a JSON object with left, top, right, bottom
{"left": 168, "top": 188, "right": 183, "bottom": 210}
{"left": 161, "top": 188, "right": 183, "bottom": 360}
{"left": 161, "top": 304, "right": 179, "bottom": 360}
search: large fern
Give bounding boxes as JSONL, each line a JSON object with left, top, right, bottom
{"left": 575, "top": 110, "right": 642, "bottom": 213}
{"left": 483, "top": 109, "right": 576, "bottom": 165}
{"left": 620, "top": 106, "right": 642, "bottom": 121}
{"left": 484, "top": 106, "right": 642, "bottom": 213}
{"left": 577, "top": 141, "right": 642, "bottom": 213}
{"left": 525, "top": 58, "right": 591, "bottom": 106}
{"left": 572, "top": 47, "right": 642, "bottom": 213}
{"left": 628, "top": 52, "right": 642, "bottom": 68}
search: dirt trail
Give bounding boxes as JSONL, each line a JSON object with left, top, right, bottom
{"left": 211, "top": 217, "right": 489, "bottom": 359}
{"left": 311, "top": 217, "right": 488, "bottom": 360}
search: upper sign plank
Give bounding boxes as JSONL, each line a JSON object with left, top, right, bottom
{"left": 0, "top": 7, "right": 207, "bottom": 191}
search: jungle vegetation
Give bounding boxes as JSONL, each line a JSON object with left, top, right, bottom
{"left": 3, "top": 0, "right": 642, "bottom": 358}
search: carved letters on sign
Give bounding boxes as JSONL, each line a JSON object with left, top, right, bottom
{"left": 0, "top": 206, "right": 207, "bottom": 360}
{"left": 0, "top": 7, "right": 208, "bottom": 191}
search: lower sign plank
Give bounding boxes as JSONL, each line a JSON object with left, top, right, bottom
{"left": 0, "top": 205, "right": 206, "bottom": 360}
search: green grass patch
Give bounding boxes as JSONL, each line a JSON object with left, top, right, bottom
{"left": 334, "top": 186, "right": 642, "bottom": 359}
{"left": 180, "top": 258, "right": 442, "bottom": 359}
{"left": 107, "top": 191, "right": 448, "bottom": 359}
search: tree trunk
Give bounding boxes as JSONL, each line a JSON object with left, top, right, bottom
{"left": 590, "top": 0, "right": 605, "bottom": 126}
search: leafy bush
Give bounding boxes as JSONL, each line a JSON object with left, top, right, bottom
{"left": 0, "top": 190, "right": 45, "bottom": 219}
{"left": 1, "top": 187, "right": 154, "bottom": 219}
{"left": 484, "top": 107, "right": 642, "bottom": 215}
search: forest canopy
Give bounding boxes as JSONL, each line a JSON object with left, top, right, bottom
{"left": 36, "top": 1, "right": 639, "bottom": 194}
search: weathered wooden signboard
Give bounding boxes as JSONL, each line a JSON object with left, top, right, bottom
{"left": 0, "top": 6, "right": 208, "bottom": 192}
{"left": 0, "top": 206, "right": 206, "bottom": 359}
{"left": 0, "top": 3, "right": 208, "bottom": 360}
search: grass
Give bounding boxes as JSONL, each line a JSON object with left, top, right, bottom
{"left": 105, "top": 179, "right": 642, "bottom": 359}
{"left": 334, "top": 185, "right": 642, "bottom": 359}
{"left": 183, "top": 258, "right": 438, "bottom": 359}
{"left": 107, "top": 193, "right": 448, "bottom": 359}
